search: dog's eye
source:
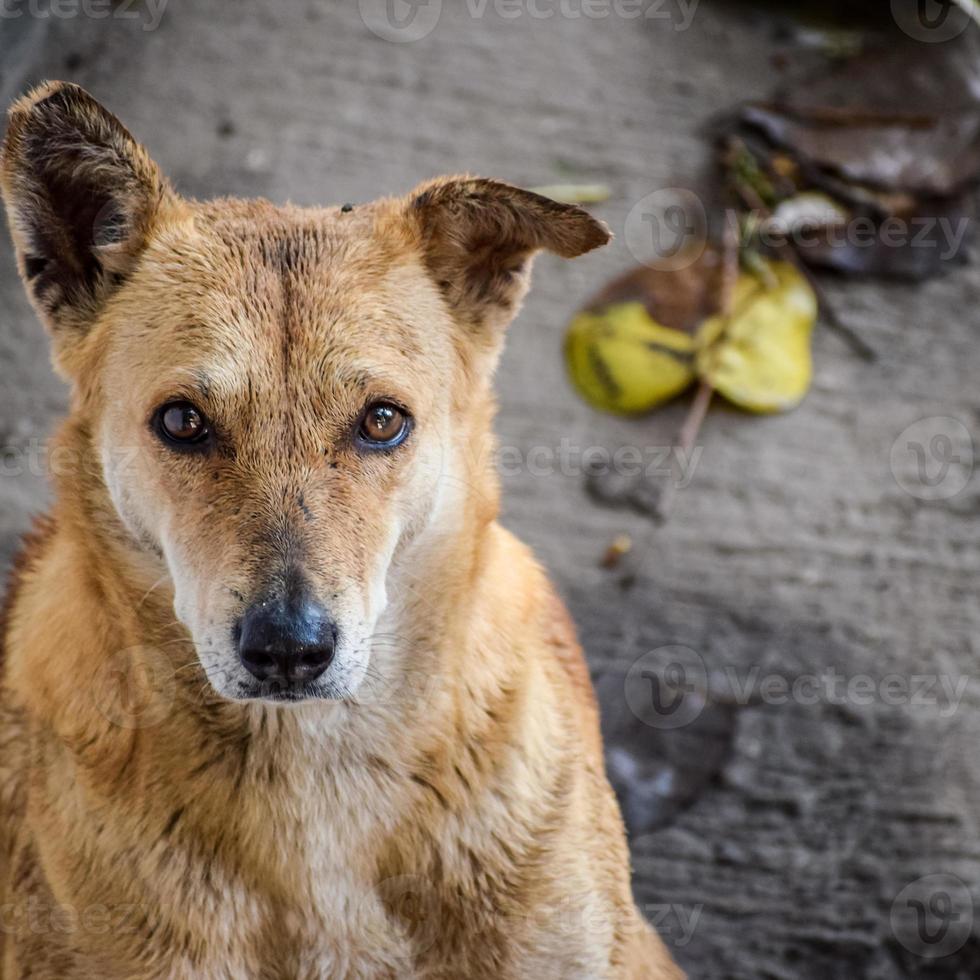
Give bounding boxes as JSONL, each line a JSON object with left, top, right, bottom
{"left": 357, "top": 402, "right": 410, "bottom": 449}
{"left": 155, "top": 401, "right": 211, "bottom": 448}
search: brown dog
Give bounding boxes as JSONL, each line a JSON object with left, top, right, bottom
{"left": 0, "top": 82, "right": 683, "bottom": 979}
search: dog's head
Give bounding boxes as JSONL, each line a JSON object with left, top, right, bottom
{"left": 1, "top": 82, "right": 609, "bottom": 704}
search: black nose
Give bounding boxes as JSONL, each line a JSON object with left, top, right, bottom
{"left": 237, "top": 597, "right": 337, "bottom": 686}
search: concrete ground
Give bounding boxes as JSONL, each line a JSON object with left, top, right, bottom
{"left": 1, "top": 3, "right": 978, "bottom": 977}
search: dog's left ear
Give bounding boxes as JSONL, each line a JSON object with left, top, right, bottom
{"left": 406, "top": 177, "right": 610, "bottom": 333}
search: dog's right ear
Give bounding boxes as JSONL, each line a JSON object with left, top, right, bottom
{"left": 1, "top": 81, "right": 169, "bottom": 350}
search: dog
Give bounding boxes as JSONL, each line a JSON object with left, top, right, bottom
{"left": 0, "top": 82, "right": 684, "bottom": 979}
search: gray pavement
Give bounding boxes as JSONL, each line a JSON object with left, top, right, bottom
{"left": 1, "top": 4, "right": 978, "bottom": 977}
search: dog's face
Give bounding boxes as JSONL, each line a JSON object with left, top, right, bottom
{"left": 1, "top": 83, "right": 608, "bottom": 704}
{"left": 95, "top": 207, "right": 460, "bottom": 703}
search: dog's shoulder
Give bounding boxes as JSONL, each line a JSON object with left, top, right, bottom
{"left": 0, "top": 514, "right": 54, "bottom": 950}
{"left": 0, "top": 513, "right": 57, "bottom": 684}
{"left": 538, "top": 581, "right": 605, "bottom": 766}
{"left": 484, "top": 523, "right": 604, "bottom": 765}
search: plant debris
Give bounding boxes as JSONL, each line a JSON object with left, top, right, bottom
{"left": 566, "top": 34, "right": 979, "bottom": 524}
{"left": 720, "top": 41, "right": 980, "bottom": 280}
{"left": 565, "top": 248, "right": 816, "bottom": 417}
{"left": 600, "top": 534, "right": 633, "bottom": 569}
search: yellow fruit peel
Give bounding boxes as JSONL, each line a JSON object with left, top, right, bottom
{"left": 565, "top": 259, "right": 817, "bottom": 416}
{"left": 696, "top": 261, "right": 817, "bottom": 413}
{"left": 564, "top": 302, "right": 697, "bottom": 414}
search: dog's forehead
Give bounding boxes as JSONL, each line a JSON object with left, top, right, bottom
{"left": 176, "top": 202, "right": 412, "bottom": 318}
{"left": 117, "top": 200, "right": 444, "bottom": 388}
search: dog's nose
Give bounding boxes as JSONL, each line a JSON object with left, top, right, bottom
{"left": 237, "top": 598, "right": 337, "bottom": 685}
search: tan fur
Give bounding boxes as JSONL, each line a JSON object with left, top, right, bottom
{"left": 0, "top": 83, "right": 683, "bottom": 979}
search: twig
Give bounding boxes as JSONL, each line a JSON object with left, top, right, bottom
{"left": 675, "top": 380, "right": 714, "bottom": 467}
{"left": 652, "top": 219, "right": 739, "bottom": 522}
{"left": 790, "top": 260, "right": 878, "bottom": 362}
{"left": 746, "top": 101, "right": 936, "bottom": 129}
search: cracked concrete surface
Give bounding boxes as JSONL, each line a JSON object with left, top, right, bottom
{"left": 1, "top": 3, "right": 978, "bottom": 977}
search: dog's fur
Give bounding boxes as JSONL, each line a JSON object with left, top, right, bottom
{"left": 0, "top": 82, "right": 683, "bottom": 979}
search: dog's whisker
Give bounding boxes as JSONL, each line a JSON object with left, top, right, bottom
{"left": 135, "top": 574, "right": 171, "bottom": 609}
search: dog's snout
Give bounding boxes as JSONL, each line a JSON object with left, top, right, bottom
{"left": 237, "top": 597, "right": 337, "bottom": 686}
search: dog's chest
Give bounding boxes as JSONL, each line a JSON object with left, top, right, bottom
{"left": 58, "top": 835, "right": 423, "bottom": 979}
{"left": 159, "top": 805, "right": 423, "bottom": 978}
{"left": 131, "top": 796, "right": 531, "bottom": 980}
{"left": 15, "top": 713, "right": 600, "bottom": 979}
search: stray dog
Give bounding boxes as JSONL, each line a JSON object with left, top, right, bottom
{"left": 0, "top": 82, "right": 684, "bottom": 979}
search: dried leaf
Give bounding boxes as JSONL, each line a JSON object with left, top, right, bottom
{"left": 529, "top": 183, "right": 611, "bottom": 204}
{"left": 721, "top": 40, "right": 980, "bottom": 280}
